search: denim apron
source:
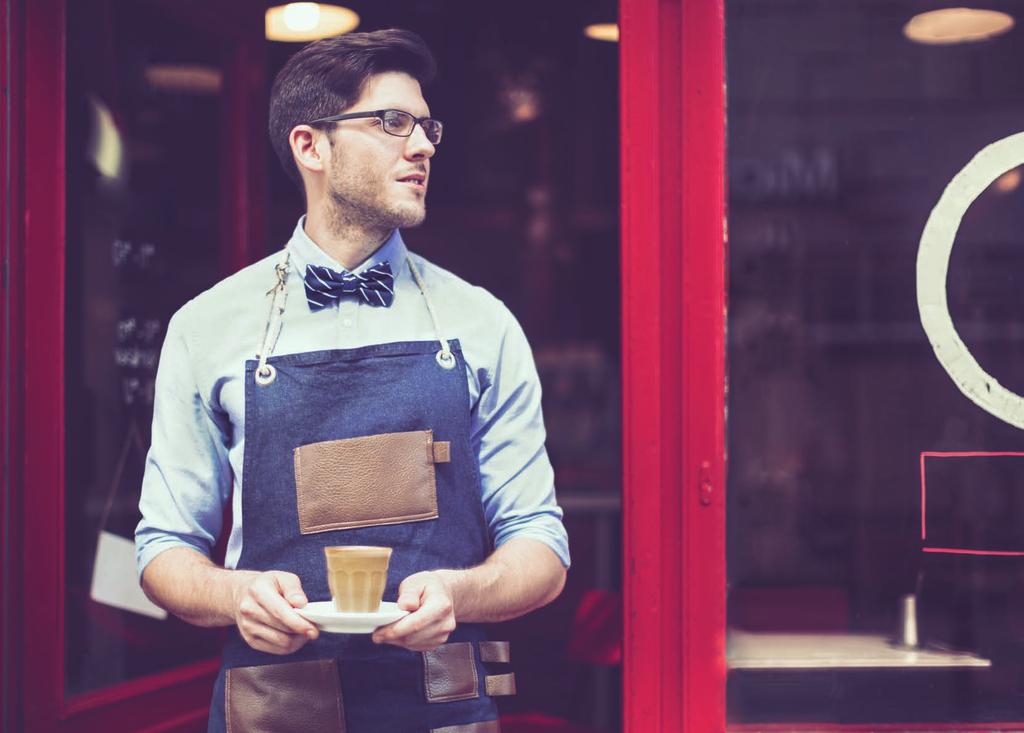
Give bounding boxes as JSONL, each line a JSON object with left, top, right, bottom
{"left": 207, "top": 250, "right": 513, "bottom": 733}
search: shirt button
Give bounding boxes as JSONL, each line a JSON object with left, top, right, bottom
{"left": 342, "top": 318, "right": 353, "bottom": 328}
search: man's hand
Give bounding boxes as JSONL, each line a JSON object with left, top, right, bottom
{"left": 232, "top": 570, "right": 320, "bottom": 655}
{"left": 372, "top": 571, "right": 456, "bottom": 651}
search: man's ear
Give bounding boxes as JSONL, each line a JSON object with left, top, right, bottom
{"left": 290, "top": 124, "right": 327, "bottom": 176}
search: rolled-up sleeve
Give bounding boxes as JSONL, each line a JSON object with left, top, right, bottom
{"left": 135, "top": 303, "right": 232, "bottom": 579}
{"left": 473, "top": 306, "right": 570, "bottom": 568}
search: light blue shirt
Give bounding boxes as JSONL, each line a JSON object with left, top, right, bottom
{"left": 135, "top": 217, "right": 570, "bottom": 576}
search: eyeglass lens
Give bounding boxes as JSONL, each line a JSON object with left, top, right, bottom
{"left": 382, "top": 110, "right": 443, "bottom": 145}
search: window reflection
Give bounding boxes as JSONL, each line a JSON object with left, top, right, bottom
{"left": 65, "top": 0, "right": 224, "bottom": 696}
{"left": 727, "top": 0, "right": 1024, "bottom": 724}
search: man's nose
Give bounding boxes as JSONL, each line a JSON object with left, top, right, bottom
{"left": 405, "top": 123, "right": 436, "bottom": 159}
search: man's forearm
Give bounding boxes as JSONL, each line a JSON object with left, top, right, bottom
{"left": 141, "top": 546, "right": 255, "bottom": 627}
{"left": 437, "top": 537, "right": 567, "bottom": 624}
{"left": 145, "top": 538, "right": 566, "bottom": 639}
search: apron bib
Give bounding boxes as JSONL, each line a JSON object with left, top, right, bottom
{"left": 206, "top": 251, "right": 514, "bottom": 733}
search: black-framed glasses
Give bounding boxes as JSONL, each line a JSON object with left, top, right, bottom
{"left": 308, "top": 108, "right": 443, "bottom": 145}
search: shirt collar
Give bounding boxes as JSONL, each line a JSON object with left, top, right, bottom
{"left": 285, "top": 214, "right": 408, "bottom": 279}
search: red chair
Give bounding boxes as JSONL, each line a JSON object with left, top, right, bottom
{"left": 501, "top": 589, "right": 622, "bottom": 733}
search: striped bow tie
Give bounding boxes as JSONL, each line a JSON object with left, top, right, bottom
{"left": 304, "top": 261, "right": 395, "bottom": 311}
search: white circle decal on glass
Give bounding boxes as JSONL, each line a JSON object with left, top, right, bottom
{"left": 917, "top": 132, "right": 1024, "bottom": 429}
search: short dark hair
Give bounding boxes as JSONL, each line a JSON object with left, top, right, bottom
{"left": 268, "top": 28, "right": 437, "bottom": 189}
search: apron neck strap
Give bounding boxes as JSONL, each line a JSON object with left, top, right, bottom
{"left": 254, "top": 248, "right": 291, "bottom": 386}
{"left": 253, "top": 248, "right": 455, "bottom": 386}
{"left": 406, "top": 256, "right": 455, "bottom": 369}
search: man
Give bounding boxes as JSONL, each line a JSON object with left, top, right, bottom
{"left": 135, "top": 28, "right": 569, "bottom": 733}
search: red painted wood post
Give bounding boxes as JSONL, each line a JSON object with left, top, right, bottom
{"left": 620, "top": 0, "right": 725, "bottom": 731}
{"left": 1, "top": 0, "right": 26, "bottom": 728}
{"left": 220, "top": 1, "right": 268, "bottom": 274}
{"left": 679, "top": 1, "right": 727, "bottom": 731}
{"left": 21, "top": 0, "right": 67, "bottom": 728}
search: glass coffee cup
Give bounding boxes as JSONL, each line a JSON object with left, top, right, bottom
{"left": 323, "top": 546, "right": 392, "bottom": 612}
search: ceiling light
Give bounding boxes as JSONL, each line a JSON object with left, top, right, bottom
{"left": 584, "top": 23, "right": 619, "bottom": 43}
{"left": 904, "top": 8, "right": 1014, "bottom": 45}
{"left": 266, "top": 3, "right": 360, "bottom": 42}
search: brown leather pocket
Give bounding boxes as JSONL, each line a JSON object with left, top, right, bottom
{"left": 294, "top": 429, "right": 448, "bottom": 534}
{"left": 226, "top": 658, "right": 345, "bottom": 733}
{"left": 423, "top": 641, "right": 479, "bottom": 703}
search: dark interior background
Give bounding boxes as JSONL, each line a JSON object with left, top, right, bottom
{"left": 64, "top": 1, "right": 621, "bottom": 730}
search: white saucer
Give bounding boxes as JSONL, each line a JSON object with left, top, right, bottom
{"left": 296, "top": 601, "right": 409, "bottom": 634}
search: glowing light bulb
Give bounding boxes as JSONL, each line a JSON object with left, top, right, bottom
{"left": 904, "top": 8, "right": 1014, "bottom": 46}
{"left": 266, "top": 4, "right": 360, "bottom": 42}
{"left": 584, "top": 23, "right": 619, "bottom": 42}
{"left": 283, "top": 3, "right": 321, "bottom": 32}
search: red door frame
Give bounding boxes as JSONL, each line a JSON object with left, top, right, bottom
{"left": 617, "top": 2, "right": 1024, "bottom": 733}
{"left": 5, "top": 0, "right": 729, "bottom": 728}
{"left": 5, "top": 0, "right": 729, "bottom": 729}
{"left": 2, "top": 0, "right": 24, "bottom": 729}
{"left": 7, "top": 0, "right": 265, "bottom": 729}
{"left": 620, "top": 1, "right": 727, "bottom": 731}
{"left": 20, "top": 0, "right": 71, "bottom": 728}
{"left": 10, "top": 0, "right": 730, "bottom": 730}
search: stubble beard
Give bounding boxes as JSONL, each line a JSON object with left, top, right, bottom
{"left": 326, "top": 164, "right": 426, "bottom": 235}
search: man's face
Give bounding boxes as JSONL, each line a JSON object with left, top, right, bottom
{"left": 323, "top": 71, "right": 435, "bottom": 230}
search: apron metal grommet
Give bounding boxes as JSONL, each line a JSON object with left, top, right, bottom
{"left": 436, "top": 349, "right": 456, "bottom": 369}
{"left": 254, "top": 363, "right": 277, "bottom": 386}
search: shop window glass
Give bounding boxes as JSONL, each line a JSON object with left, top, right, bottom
{"left": 65, "top": 0, "right": 224, "bottom": 696}
{"left": 727, "top": 1, "right": 1024, "bottom": 724}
